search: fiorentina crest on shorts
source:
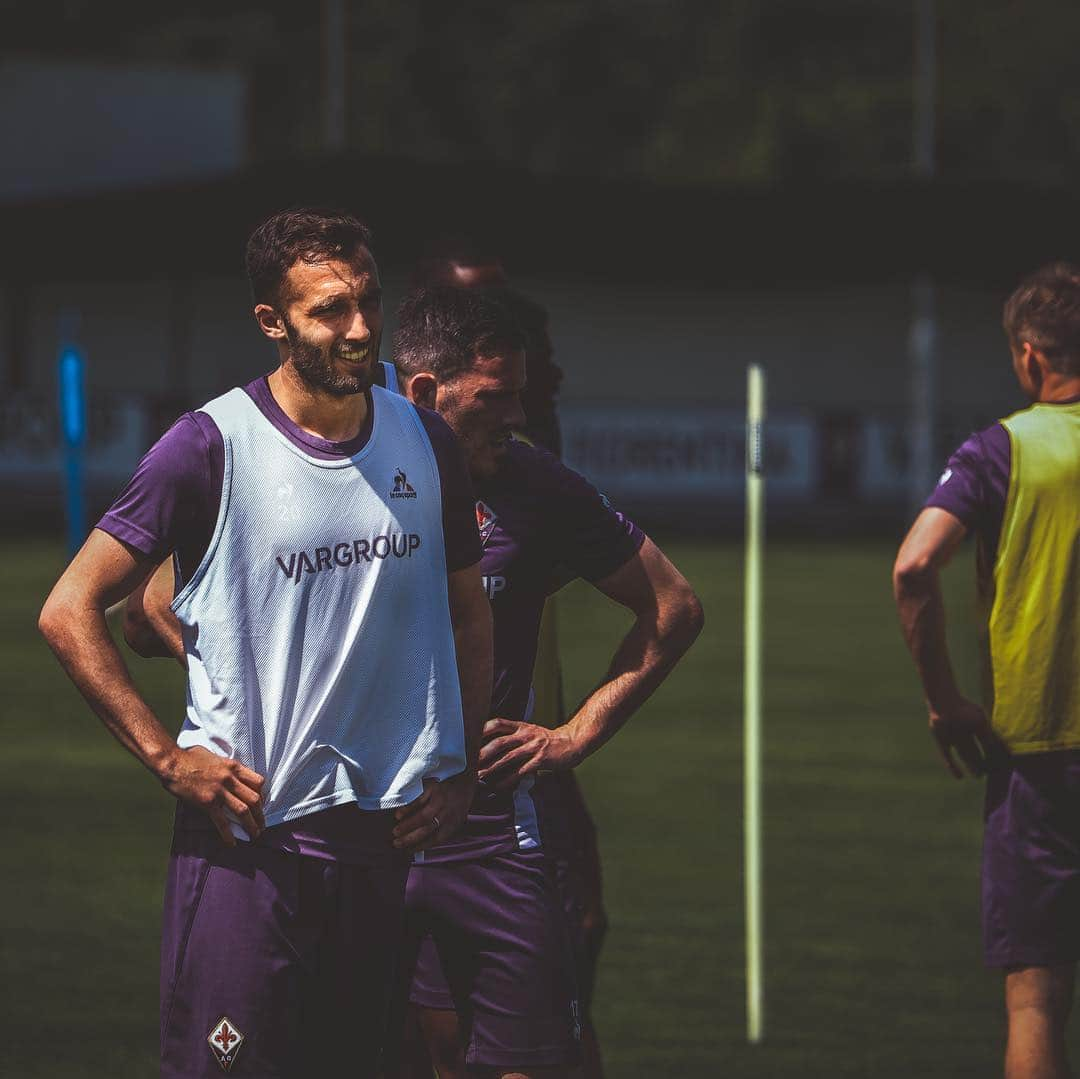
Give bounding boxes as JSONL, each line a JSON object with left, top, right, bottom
{"left": 476, "top": 500, "right": 498, "bottom": 546}
{"left": 207, "top": 1016, "right": 244, "bottom": 1073}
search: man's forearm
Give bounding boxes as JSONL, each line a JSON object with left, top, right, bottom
{"left": 894, "top": 567, "right": 963, "bottom": 711}
{"left": 561, "top": 604, "right": 700, "bottom": 764}
{"left": 41, "top": 599, "right": 180, "bottom": 780}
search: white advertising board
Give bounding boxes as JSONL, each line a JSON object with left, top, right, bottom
{"left": 559, "top": 403, "right": 818, "bottom": 500}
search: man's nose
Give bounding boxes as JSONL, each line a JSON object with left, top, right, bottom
{"left": 346, "top": 308, "right": 372, "bottom": 342}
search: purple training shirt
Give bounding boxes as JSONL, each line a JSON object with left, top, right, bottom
{"left": 422, "top": 438, "right": 645, "bottom": 864}
{"left": 925, "top": 396, "right": 1080, "bottom": 561}
{"left": 924, "top": 421, "right": 1011, "bottom": 560}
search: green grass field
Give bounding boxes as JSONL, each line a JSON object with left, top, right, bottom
{"left": 3, "top": 536, "right": 1073, "bottom": 1076}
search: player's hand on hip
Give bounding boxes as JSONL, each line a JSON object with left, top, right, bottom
{"left": 928, "top": 696, "right": 1001, "bottom": 779}
{"left": 478, "top": 718, "right": 578, "bottom": 789}
{"left": 393, "top": 772, "right": 477, "bottom": 852}
{"left": 160, "top": 745, "right": 266, "bottom": 845}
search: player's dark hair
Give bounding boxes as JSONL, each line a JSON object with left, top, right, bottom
{"left": 392, "top": 287, "right": 526, "bottom": 381}
{"left": 1003, "top": 262, "right": 1080, "bottom": 376}
{"left": 245, "top": 208, "right": 375, "bottom": 307}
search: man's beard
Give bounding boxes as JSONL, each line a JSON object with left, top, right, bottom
{"left": 282, "top": 314, "right": 375, "bottom": 397}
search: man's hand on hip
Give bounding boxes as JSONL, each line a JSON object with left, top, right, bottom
{"left": 393, "top": 771, "right": 477, "bottom": 852}
{"left": 160, "top": 745, "right": 266, "bottom": 845}
{"left": 929, "top": 696, "right": 1001, "bottom": 779}
{"left": 477, "top": 718, "right": 579, "bottom": 789}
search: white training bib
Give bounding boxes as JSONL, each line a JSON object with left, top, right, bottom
{"left": 172, "top": 385, "right": 466, "bottom": 833}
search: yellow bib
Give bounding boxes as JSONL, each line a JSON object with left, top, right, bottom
{"left": 989, "top": 402, "right": 1080, "bottom": 752}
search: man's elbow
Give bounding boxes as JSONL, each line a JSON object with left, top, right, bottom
{"left": 38, "top": 595, "right": 72, "bottom": 654}
{"left": 664, "top": 583, "right": 705, "bottom": 652}
{"left": 892, "top": 552, "right": 936, "bottom": 599}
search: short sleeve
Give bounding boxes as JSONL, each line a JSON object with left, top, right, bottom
{"left": 95, "top": 412, "right": 224, "bottom": 582}
{"left": 534, "top": 450, "right": 645, "bottom": 582}
{"left": 924, "top": 422, "right": 1010, "bottom": 539}
{"left": 413, "top": 405, "right": 482, "bottom": 572}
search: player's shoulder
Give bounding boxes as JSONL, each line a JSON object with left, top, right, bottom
{"left": 149, "top": 408, "right": 222, "bottom": 461}
{"left": 933, "top": 420, "right": 1010, "bottom": 509}
{"left": 947, "top": 420, "right": 1008, "bottom": 465}
{"left": 502, "top": 438, "right": 585, "bottom": 491}
{"left": 493, "top": 442, "right": 619, "bottom": 535}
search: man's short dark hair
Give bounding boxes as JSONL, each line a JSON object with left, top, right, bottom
{"left": 245, "top": 208, "right": 374, "bottom": 307}
{"left": 392, "top": 287, "right": 526, "bottom": 381}
{"left": 1003, "top": 262, "right": 1080, "bottom": 376}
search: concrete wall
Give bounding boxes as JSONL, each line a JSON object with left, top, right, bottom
{"left": 528, "top": 277, "right": 1018, "bottom": 420}
{"left": 3, "top": 272, "right": 1021, "bottom": 417}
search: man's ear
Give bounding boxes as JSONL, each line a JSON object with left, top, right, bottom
{"left": 1023, "top": 342, "right": 1050, "bottom": 394}
{"left": 254, "top": 304, "right": 287, "bottom": 341}
{"left": 404, "top": 372, "right": 439, "bottom": 409}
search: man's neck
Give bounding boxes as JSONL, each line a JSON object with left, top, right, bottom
{"left": 1037, "top": 373, "right": 1080, "bottom": 404}
{"left": 267, "top": 364, "right": 370, "bottom": 442}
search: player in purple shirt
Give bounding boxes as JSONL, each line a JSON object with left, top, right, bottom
{"left": 406, "top": 253, "right": 610, "bottom": 1078}
{"left": 382, "top": 286, "right": 704, "bottom": 1078}
{"left": 41, "top": 209, "right": 493, "bottom": 1077}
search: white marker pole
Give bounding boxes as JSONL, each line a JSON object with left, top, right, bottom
{"left": 744, "top": 364, "right": 765, "bottom": 1044}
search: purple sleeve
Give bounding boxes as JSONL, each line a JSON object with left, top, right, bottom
{"left": 534, "top": 451, "right": 645, "bottom": 582}
{"left": 95, "top": 412, "right": 224, "bottom": 584}
{"left": 414, "top": 405, "right": 482, "bottom": 572}
{"left": 924, "top": 421, "right": 1010, "bottom": 547}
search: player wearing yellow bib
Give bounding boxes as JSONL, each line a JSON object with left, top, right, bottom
{"left": 894, "top": 262, "right": 1080, "bottom": 1079}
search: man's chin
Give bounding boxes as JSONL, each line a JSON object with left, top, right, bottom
{"left": 333, "top": 372, "right": 374, "bottom": 396}
{"left": 293, "top": 361, "right": 373, "bottom": 397}
{"left": 329, "top": 357, "right": 376, "bottom": 395}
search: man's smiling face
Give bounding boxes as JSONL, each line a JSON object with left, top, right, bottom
{"left": 276, "top": 251, "right": 383, "bottom": 397}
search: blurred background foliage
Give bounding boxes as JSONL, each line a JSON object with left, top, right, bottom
{"left": 4, "top": 0, "right": 1080, "bottom": 187}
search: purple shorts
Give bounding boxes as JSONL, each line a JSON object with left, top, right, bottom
{"left": 983, "top": 751, "right": 1080, "bottom": 968}
{"left": 401, "top": 850, "right": 582, "bottom": 1069}
{"left": 160, "top": 816, "right": 410, "bottom": 1077}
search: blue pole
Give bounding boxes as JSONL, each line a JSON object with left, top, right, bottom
{"left": 58, "top": 345, "right": 87, "bottom": 557}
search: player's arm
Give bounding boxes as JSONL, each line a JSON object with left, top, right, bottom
{"left": 480, "top": 538, "right": 703, "bottom": 785}
{"left": 393, "top": 560, "right": 493, "bottom": 851}
{"left": 123, "top": 557, "right": 186, "bottom": 665}
{"left": 38, "top": 529, "right": 264, "bottom": 842}
{"left": 893, "top": 506, "right": 995, "bottom": 778}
